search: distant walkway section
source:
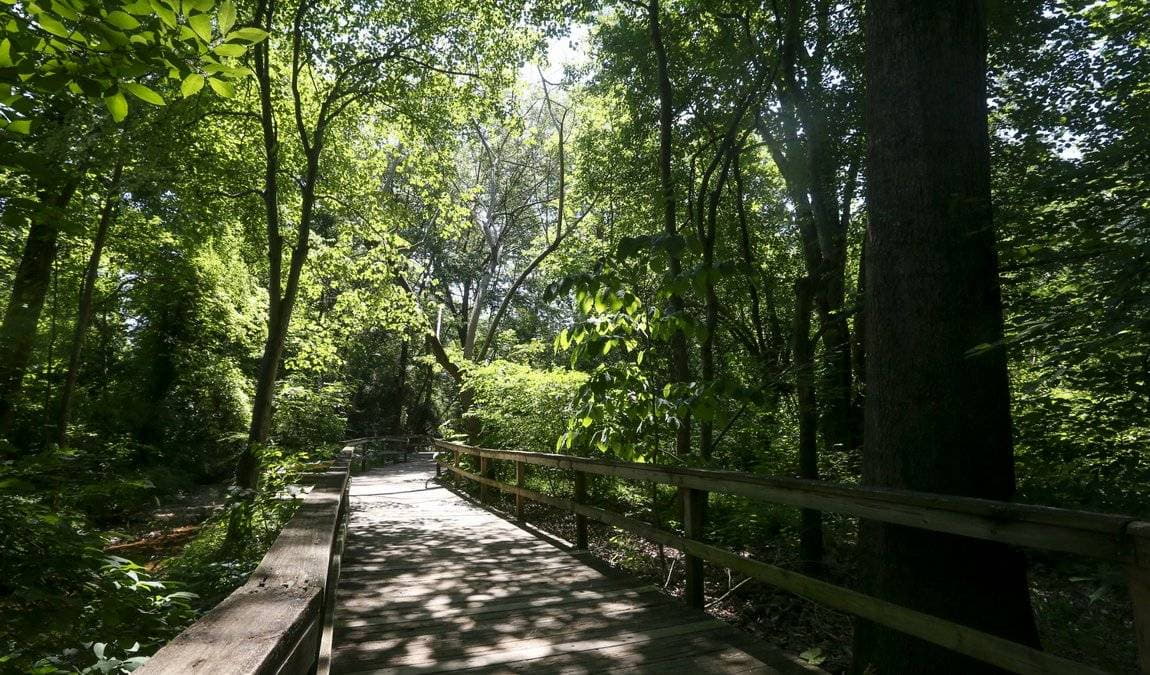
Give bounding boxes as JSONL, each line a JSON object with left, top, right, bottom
{"left": 331, "top": 455, "right": 798, "bottom": 674}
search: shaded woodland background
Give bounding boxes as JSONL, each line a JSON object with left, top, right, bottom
{"left": 0, "top": 0, "right": 1146, "bottom": 672}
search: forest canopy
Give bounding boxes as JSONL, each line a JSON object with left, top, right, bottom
{"left": 1, "top": 0, "right": 1147, "bottom": 672}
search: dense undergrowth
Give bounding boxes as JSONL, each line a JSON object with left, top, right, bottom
{"left": 0, "top": 441, "right": 338, "bottom": 674}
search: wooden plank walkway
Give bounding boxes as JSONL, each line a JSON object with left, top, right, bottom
{"left": 331, "top": 454, "right": 814, "bottom": 674}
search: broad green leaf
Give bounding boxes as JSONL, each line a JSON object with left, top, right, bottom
{"left": 105, "top": 11, "right": 141, "bottom": 30}
{"left": 187, "top": 13, "right": 211, "bottom": 42}
{"left": 36, "top": 14, "right": 71, "bottom": 38}
{"left": 49, "top": 0, "right": 78, "bottom": 21}
{"left": 123, "top": 0, "right": 153, "bottom": 15}
{"left": 180, "top": 72, "right": 204, "bottom": 97}
{"left": 227, "top": 27, "right": 268, "bottom": 43}
{"left": 104, "top": 91, "right": 128, "bottom": 122}
{"left": 123, "top": 81, "right": 165, "bottom": 105}
{"left": 207, "top": 76, "right": 233, "bottom": 97}
{"left": 0, "top": 38, "right": 11, "bottom": 67}
{"left": 218, "top": 0, "right": 235, "bottom": 34}
{"left": 212, "top": 43, "right": 244, "bottom": 57}
{"left": 6, "top": 119, "right": 31, "bottom": 133}
{"left": 148, "top": 0, "right": 176, "bottom": 27}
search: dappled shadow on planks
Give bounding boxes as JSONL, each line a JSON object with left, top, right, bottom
{"left": 329, "top": 455, "right": 808, "bottom": 674}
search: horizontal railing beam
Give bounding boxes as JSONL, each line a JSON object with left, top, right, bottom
{"left": 434, "top": 440, "right": 1142, "bottom": 562}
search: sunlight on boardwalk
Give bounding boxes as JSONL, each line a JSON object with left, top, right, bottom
{"left": 331, "top": 455, "right": 794, "bottom": 674}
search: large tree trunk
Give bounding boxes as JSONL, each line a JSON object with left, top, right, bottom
{"left": 56, "top": 163, "right": 124, "bottom": 447}
{"left": 853, "top": 2, "right": 1040, "bottom": 672}
{"left": 0, "top": 182, "right": 79, "bottom": 439}
{"left": 648, "top": 0, "right": 691, "bottom": 460}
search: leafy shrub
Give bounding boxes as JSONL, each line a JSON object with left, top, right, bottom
{"left": 272, "top": 379, "right": 349, "bottom": 451}
{"left": 457, "top": 360, "right": 587, "bottom": 452}
{"left": 0, "top": 497, "right": 197, "bottom": 674}
{"left": 154, "top": 360, "right": 252, "bottom": 481}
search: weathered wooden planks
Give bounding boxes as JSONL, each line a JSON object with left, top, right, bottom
{"left": 330, "top": 456, "right": 803, "bottom": 674}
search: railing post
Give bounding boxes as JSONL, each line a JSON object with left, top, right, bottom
{"left": 1128, "top": 523, "right": 1150, "bottom": 674}
{"left": 479, "top": 455, "right": 490, "bottom": 502}
{"left": 487, "top": 455, "right": 497, "bottom": 495}
{"left": 683, "top": 487, "right": 708, "bottom": 609}
{"left": 573, "top": 470, "right": 589, "bottom": 550}
{"left": 515, "top": 461, "right": 525, "bottom": 520}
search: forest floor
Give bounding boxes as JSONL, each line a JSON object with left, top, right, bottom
{"left": 450, "top": 479, "right": 1137, "bottom": 674}
{"left": 102, "top": 483, "right": 226, "bottom": 569}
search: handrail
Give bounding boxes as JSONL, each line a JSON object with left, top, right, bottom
{"left": 435, "top": 440, "right": 1150, "bottom": 675}
{"left": 139, "top": 448, "right": 354, "bottom": 675}
{"left": 343, "top": 434, "right": 428, "bottom": 447}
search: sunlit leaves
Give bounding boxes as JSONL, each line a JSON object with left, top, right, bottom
{"left": 227, "top": 27, "right": 269, "bottom": 43}
{"left": 186, "top": 13, "right": 211, "bottom": 42}
{"left": 122, "top": 81, "right": 164, "bottom": 105}
{"left": 180, "top": 72, "right": 204, "bottom": 96}
{"left": 105, "top": 10, "right": 141, "bottom": 30}
{"left": 104, "top": 90, "right": 128, "bottom": 121}
{"left": 207, "top": 76, "right": 234, "bottom": 97}
{"left": 213, "top": 43, "right": 245, "bottom": 57}
{"left": 0, "top": 0, "right": 267, "bottom": 134}
{"left": 218, "top": 0, "right": 235, "bottom": 34}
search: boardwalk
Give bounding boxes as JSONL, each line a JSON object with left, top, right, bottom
{"left": 330, "top": 455, "right": 808, "bottom": 674}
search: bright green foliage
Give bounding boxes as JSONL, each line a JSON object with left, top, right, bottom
{"left": 0, "top": 493, "right": 197, "bottom": 673}
{"left": 0, "top": 0, "right": 260, "bottom": 131}
{"left": 457, "top": 359, "right": 587, "bottom": 453}
{"left": 0, "top": 0, "right": 1146, "bottom": 671}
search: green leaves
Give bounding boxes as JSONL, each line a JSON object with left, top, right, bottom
{"left": 123, "top": 81, "right": 165, "bottom": 105}
{"left": 218, "top": 0, "right": 236, "bottom": 34}
{"left": 227, "top": 27, "right": 269, "bottom": 43}
{"left": 104, "top": 91, "right": 128, "bottom": 122}
{"left": 213, "top": 43, "right": 245, "bottom": 57}
{"left": 104, "top": 10, "right": 141, "bottom": 30}
{"left": 180, "top": 72, "right": 205, "bottom": 97}
{"left": 187, "top": 13, "right": 212, "bottom": 42}
{"left": 149, "top": 0, "right": 177, "bottom": 27}
{"left": 207, "top": 76, "right": 234, "bottom": 97}
{"left": 35, "top": 13, "right": 70, "bottom": 38}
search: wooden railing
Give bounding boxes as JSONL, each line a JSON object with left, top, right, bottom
{"left": 344, "top": 434, "right": 427, "bottom": 470}
{"left": 139, "top": 448, "right": 354, "bottom": 675}
{"left": 435, "top": 439, "right": 1150, "bottom": 675}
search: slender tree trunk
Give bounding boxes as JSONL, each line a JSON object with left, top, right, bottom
{"left": 0, "top": 181, "right": 80, "bottom": 439}
{"left": 792, "top": 276, "right": 823, "bottom": 570}
{"left": 648, "top": 0, "right": 691, "bottom": 460}
{"left": 463, "top": 246, "right": 497, "bottom": 360}
{"left": 56, "top": 163, "right": 124, "bottom": 447}
{"left": 238, "top": 152, "right": 319, "bottom": 489}
{"left": 699, "top": 246, "right": 716, "bottom": 459}
{"left": 853, "top": 2, "right": 1039, "bottom": 672}
{"left": 390, "top": 340, "right": 409, "bottom": 432}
